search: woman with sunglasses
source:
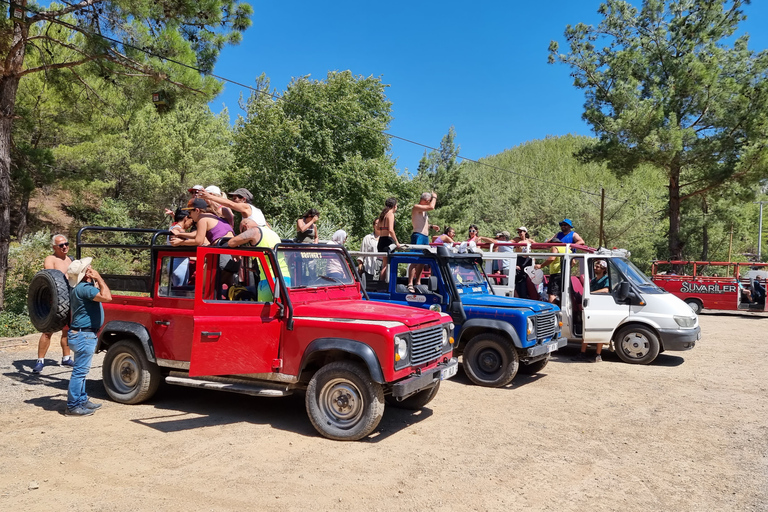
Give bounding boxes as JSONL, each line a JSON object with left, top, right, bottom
{"left": 466, "top": 224, "right": 480, "bottom": 243}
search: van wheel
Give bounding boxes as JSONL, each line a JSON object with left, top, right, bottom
{"left": 306, "top": 361, "right": 384, "bottom": 441}
{"left": 462, "top": 333, "right": 518, "bottom": 387}
{"left": 518, "top": 355, "right": 550, "bottom": 374}
{"left": 684, "top": 299, "right": 702, "bottom": 315}
{"left": 27, "top": 270, "right": 70, "bottom": 332}
{"left": 614, "top": 326, "right": 660, "bottom": 365}
{"left": 102, "top": 340, "right": 161, "bottom": 404}
{"left": 386, "top": 382, "right": 440, "bottom": 410}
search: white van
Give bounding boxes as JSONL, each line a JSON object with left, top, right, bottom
{"left": 481, "top": 244, "right": 700, "bottom": 364}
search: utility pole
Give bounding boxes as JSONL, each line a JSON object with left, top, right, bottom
{"left": 599, "top": 187, "right": 605, "bottom": 248}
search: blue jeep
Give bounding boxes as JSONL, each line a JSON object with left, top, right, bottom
{"left": 358, "top": 246, "right": 565, "bottom": 387}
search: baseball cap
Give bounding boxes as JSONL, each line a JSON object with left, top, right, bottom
{"left": 182, "top": 198, "right": 208, "bottom": 210}
{"left": 496, "top": 230, "right": 511, "bottom": 238}
{"left": 227, "top": 188, "right": 254, "bottom": 202}
{"left": 560, "top": 218, "right": 574, "bottom": 227}
{"left": 205, "top": 185, "right": 222, "bottom": 196}
{"left": 187, "top": 185, "right": 204, "bottom": 193}
{"left": 517, "top": 226, "right": 528, "bottom": 233}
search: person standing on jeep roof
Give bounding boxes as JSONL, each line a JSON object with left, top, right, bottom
{"left": 408, "top": 192, "right": 439, "bottom": 292}
{"left": 65, "top": 258, "right": 112, "bottom": 416}
{"left": 33, "top": 234, "right": 74, "bottom": 374}
{"left": 170, "top": 198, "right": 234, "bottom": 246}
{"left": 553, "top": 218, "right": 585, "bottom": 246}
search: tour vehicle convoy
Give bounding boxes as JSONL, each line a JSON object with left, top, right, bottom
{"left": 477, "top": 242, "right": 699, "bottom": 365}
{"left": 349, "top": 245, "right": 565, "bottom": 387}
{"left": 27, "top": 227, "right": 457, "bottom": 441}
{"left": 650, "top": 261, "right": 768, "bottom": 314}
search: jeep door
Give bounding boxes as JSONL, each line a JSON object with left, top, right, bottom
{"left": 189, "top": 247, "right": 284, "bottom": 377}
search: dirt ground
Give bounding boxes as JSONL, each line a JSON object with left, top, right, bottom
{"left": 1, "top": 312, "right": 766, "bottom": 511}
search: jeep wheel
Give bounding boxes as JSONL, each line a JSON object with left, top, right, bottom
{"left": 385, "top": 381, "right": 440, "bottom": 410}
{"left": 102, "top": 340, "right": 161, "bottom": 404}
{"left": 462, "top": 333, "right": 518, "bottom": 387}
{"left": 306, "top": 361, "right": 384, "bottom": 441}
{"left": 614, "top": 326, "right": 660, "bottom": 365}
{"left": 27, "top": 269, "right": 70, "bottom": 333}
{"left": 518, "top": 354, "right": 550, "bottom": 375}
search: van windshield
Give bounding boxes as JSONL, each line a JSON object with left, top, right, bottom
{"left": 613, "top": 258, "right": 665, "bottom": 293}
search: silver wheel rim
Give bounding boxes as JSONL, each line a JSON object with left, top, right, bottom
{"left": 111, "top": 353, "right": 139, "bottom": 394}
{"left": 319, "top": 378, "right": 364, "bottom": 430}
{"left": 686, "top": 301, "right": 699, "bottom": 314}
{"left": 619, "top": 332, "right": 650, "bottom": 359}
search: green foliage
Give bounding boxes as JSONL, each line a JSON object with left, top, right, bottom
{"left": 0, "top": 311, "right": 36, "bottom": 338}
{"left": 5, "top": 231, "right": 52, "bottom": 315}
{"left": 229, "top": 72, "right": 418, "bottom": 240}
{"left": 550, "top": 0, "right": 768, "bottom": 259}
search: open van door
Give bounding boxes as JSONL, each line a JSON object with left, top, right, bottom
{"left": 582, "top": 256, "right": 629, "bottom": 345}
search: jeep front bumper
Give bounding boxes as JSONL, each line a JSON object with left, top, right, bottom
{"left": 525, "top": 335, "right": 567, "bottom": 359}
{"left": 391, "top": 358, "right": 458, "bottom": 399}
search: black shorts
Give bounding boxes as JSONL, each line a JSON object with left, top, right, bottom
{"left": 377, "top": 236, "right": 394, "bottom": 252}
{"left": 547, "top": 273, "right": 562, "bottom": 296}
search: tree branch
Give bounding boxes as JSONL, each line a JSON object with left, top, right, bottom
{"left": 28, "top": 0, "right": 105, "bottom": 23}
{"left": 19, "top": 56, "right": 98, "bottom": 77}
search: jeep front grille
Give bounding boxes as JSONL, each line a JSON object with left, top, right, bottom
{"left": 534, "top": 312, "right": 558, "bottom": 341}
{"left": 410, "top": 326, "right": 444, "bottom": 366}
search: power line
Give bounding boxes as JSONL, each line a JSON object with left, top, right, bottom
{"left": 8, "top": 1, "right": 622, "bottom": 201}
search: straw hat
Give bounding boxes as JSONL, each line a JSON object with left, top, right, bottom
{"left": 67, "top": 257, "right": 93, "bottom": 287}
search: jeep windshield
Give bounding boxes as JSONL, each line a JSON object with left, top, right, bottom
{"left": 613, "top": 258, "right": 665, "bottom": 294}
{"left": 278, "top": 247, "right": 355, "bottom": 288}
{"left": 448, "top": 260, "right": 489, "bottom": 294}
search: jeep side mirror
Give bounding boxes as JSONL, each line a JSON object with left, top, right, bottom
{"left": 616, "top": 281, "right": 630, "bottom": 302}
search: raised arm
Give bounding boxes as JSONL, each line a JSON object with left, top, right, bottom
{"left": 87, "top": 268, "right": 112, "bottom": 303}
{"left": 199, "top": 191, "right": 251, "bottom": 216}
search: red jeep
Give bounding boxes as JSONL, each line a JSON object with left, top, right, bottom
{"left": 77, "top": 227, "right": 457, "bottom": 440}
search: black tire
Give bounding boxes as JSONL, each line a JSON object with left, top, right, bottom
{"left": 306, "top": 361, "right": 384, "bottom": 441}
{"left": 684, "top": 299, "right": 702, "bottom": 315}
{"left": 462, "top": 333, "right": 518, "bottom": 387}
{"left": 518, "top": 354, "right": 550, "bottom": 375}
{"left": 102, "top": 340, "right": 161, "bottom": 404}
{"left": 385, "top": 381, "right": 440, "bottom": 410}
{"left": 613, "top": 325, "right": 661, "bottom": 365}
{"left": 27, "top": 269, "right": 70, "bottom": 332}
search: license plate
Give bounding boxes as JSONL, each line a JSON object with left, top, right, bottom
{"left": 697, "top": 331, "right": 701, "bottom": 341}
{"left": 440, "top": 364, "right": 458, "bottom": 380}
{"left": 546, "top": 342, "right": 558, "bottom": 353}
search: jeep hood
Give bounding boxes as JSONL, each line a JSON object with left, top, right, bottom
{"left": 459, "top": 294, "right": 558, "bottom": 313}
{"left": 293, "top": 300, "right": 442, "bottom": 328}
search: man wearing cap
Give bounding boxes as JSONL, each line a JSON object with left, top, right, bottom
{"left": 200, "top": 187, "right": 268, "bottom": 229}
{"left": 553, "top": 218, "right": 585, "bottom": 246}
{"left": 65, "top": 258, "right": 112, "bottom": 416}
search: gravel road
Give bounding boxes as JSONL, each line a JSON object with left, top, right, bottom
{"left": 1, "top": 312, "right": 766, "bottom": 511}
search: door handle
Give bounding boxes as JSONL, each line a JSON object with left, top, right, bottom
{"left": 154, "top": 321, "right": 170, "bottom": 326}
{"left": 201, "top": 331, "right": 222, "bottom": 337}
{"left": 583, "top": 298, "right": 589, "bottom": 308}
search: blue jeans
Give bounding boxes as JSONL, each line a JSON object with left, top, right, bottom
{"left": 67, "top": 331, "right": 97, "bottom": 409}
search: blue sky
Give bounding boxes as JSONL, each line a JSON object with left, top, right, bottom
{"left": 210, "top": 1, "right": 768, "bottom": 175}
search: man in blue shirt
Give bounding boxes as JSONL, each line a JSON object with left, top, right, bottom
{"left": 65, "top": 258, "right": 112, "bottom": 417}
{"left": 554, "top": 218, "right": 586, "bottom": 246}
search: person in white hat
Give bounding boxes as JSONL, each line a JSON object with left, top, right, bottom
{"left": 202, "top": 185, "right": 235, "bottom": 228}
{"left": 65, "top": 258, "right": 112, "bottom": 416}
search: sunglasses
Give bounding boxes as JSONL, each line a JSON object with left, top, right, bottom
{"left": 57, "top": 243, "right": 69, "bottom": 248}
{"left": 469, "top": 229, "right": 477, "bottom": 233}
{"left": 232, "top": 195, "right": 243, "bottom": 200}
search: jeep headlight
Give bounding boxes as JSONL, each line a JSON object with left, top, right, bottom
{"left": 394, "top": 336, "right": 408, "bottom": 361}
{"left": 674, "top": 315, "right": 696, "bottom": 328}
{"left": 429, "top": 304, "right": 442, "bottom": 312}
{"left": 527, "top": 317, "right": 535, "bottom": 338}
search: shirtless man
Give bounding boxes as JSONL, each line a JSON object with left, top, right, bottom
{"left": 33, "top": 234, "right": 74, "bottom": 373}
{"left": 407, "top": 192, "right": 439, "bottom": 292}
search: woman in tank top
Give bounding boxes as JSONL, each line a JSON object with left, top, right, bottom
{"left": 296, "top": 208, "right": 320, "bottom": 243}
{"left": 170, "top": 198, "right": 234, "bottom": 247}
{"left": 375, "top": 197, "right": 399, "bottom": 281}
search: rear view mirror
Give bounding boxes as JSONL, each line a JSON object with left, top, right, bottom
{"left": 616, "top": 281, "right": 630, "bottom": 302}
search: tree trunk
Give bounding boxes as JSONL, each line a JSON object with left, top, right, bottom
{"left": 0, "top": 12, "right": 28, "bottom": 311}
{"left": 668, "top": 168, "right": 683, "bottom": 262}
{"left": 16, "top": 189, "right": 30, "bottom": 239}
{"left": 700, "top": 197, "right": 709, "bottom": 261}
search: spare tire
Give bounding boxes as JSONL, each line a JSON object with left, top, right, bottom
{"left": 27, "top": 270, "right": 70, "bottom": 332}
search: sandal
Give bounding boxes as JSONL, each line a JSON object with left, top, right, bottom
{"left": 407, "top": 285, "right": 416, "bottom": 293}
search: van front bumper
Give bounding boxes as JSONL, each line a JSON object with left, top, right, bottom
{"left": 658, "top": 326, "right": 700, "bottom": 351}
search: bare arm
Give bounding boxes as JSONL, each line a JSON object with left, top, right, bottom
{"left": 297, "top": 216, "right": 317, "bottom": 232}
{"left": 228, "top": 228, "right": 261, "bottom": 248}
{"left": 573, "top": 232, "right": 586, "bottom": 245}
{"left": 171, "top": 218, "right": 210, "bottom": 246}
{"left": 386, "top": 212, "right": 399, "bottom": 246}
{"left": 87, "top": 268, "right": 112, "bottom": 303}
{"left": 199, "top": 191, "right": 251, "bottom": 216}
{"left": 43, "top": 255, "right": 56, "bottom": 270}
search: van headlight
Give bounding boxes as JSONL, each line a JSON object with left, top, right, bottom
{"left": 674, "top": 315, "right": 696, "bottom": 328}
{"left": 394, "top": 336, "right": 408, "bottom": 361}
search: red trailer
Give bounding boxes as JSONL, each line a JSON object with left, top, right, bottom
{"left": 651, "top": 261, "right": 768, "bottom": 314}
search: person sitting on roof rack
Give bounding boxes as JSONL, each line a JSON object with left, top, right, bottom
{"left": 433, "top": 226, "right": 456, "bottom": 245}
{"left": 466, "top": 224, "right": 480, "bottom": 243}
{"left": 200, "top": 187, "right": 268, "bottom": 231}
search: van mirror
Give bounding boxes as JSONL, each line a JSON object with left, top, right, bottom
{"left": 616, "top": 281, "right": 630, "bottom": 302}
